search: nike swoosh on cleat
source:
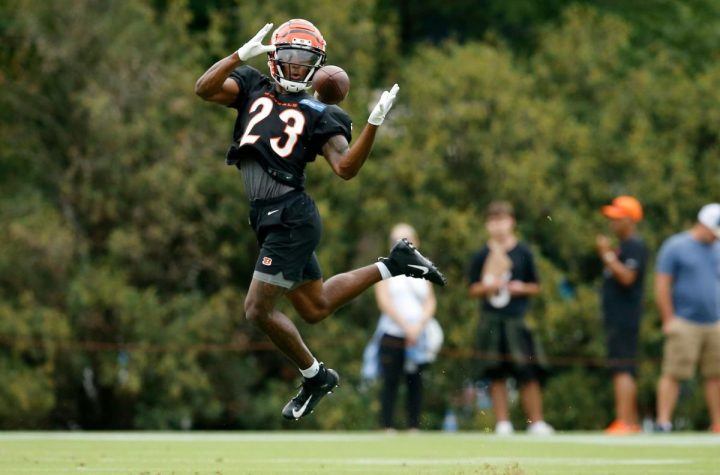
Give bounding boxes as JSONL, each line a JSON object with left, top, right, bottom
{"left": 408, "top": 264, "right": 430, "bottom": 275}
{"left": 292, "top": 395, "right": 312, "bottom": 419}
{"left": 267, "top": 209, "right": 280, "bottom": 215}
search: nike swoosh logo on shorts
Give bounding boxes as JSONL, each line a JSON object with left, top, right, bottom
{"left": 292, "top": 395, "right": 312, "bottom": 419}
{"left": 267, "top": 209, "right": 280, "bottom": 215}
{"left": 408, "top": 264, "right": 430, "bottom": 275}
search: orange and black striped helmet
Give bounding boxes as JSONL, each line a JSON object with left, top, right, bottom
{"left": 268, "top": 19, "right": 327, "bottom": 93}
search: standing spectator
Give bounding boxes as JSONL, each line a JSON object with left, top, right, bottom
{"left": 374, "top": 223, "right": 440, "bottom": 432}
{"left": 655, "top": 203, "right": 720, "bottom": 433}
{"left": 596, "top": 196, "right": 648, "bottom": 434}
{"left": 468, "top": 201, "right": 554, "bottom": 435}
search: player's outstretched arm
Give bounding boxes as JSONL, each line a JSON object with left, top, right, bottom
{"left": 322, "top": 84, "right": 399, "bottom": 180}
{"left": 194, "top": 23, "right": 275, "bottom": 105}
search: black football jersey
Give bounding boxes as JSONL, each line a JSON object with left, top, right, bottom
{"left": 227, "top": 66, "right": 352, "bottom": 188}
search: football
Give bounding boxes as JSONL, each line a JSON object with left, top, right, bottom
{"left": 312, "top": 65, "right": 350, "bottom": 105}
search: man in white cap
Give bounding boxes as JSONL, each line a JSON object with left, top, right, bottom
{"left": 654, "top": 203, "right": 720, "bottom": 433}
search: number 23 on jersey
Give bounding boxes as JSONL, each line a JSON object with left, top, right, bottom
{"left": 239, "top": 96, "right": 306, "bottom": 158}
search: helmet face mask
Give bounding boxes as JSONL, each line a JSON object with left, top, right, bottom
{"left": 272, "top": 47, "right": 324, "bottom": 92}
{"left": 268, "top": 19, "right": 326, "bottom": 93}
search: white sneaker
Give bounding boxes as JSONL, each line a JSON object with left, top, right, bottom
{"left": 527, "top": 420, "right": 555, "bottom": 435}
{"left": 495, "top": 420, "right": 514, "bottom": 435}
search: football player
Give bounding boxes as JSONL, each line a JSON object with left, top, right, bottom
{"left": 195, "top": 19, "right": 446, "bottom": 420}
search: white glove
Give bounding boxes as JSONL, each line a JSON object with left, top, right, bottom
{"left": 237, "top": 23, "right": 275, "bottom": 61}
{"left": 368, "top": 84, "right": 399, "bottom": 126}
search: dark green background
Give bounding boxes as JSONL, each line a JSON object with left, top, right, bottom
{"left": 1, "top": 0, "right": 718, "bottom": 431}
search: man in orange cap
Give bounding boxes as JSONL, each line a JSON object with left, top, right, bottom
{"left": 596, "top": 196, "right": 648, "bottom": 434}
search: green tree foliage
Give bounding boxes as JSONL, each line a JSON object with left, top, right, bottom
{"left": 380, "top": 0, "right": 569, "bottom": 53}
{"left": 382, "top": 0, "right": 720, "bottom": 68}
{"left": 1, "top": 1, "right": 718, "bottom": 430}
{"left": 0, "top": 0, "right": 246, "bottom": 428}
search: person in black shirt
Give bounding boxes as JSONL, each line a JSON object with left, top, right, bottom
{"left": 596, "top": 196, "right": 648, "bottom": 434}
{"left": 468, "top": 201, "right": 553, "bottom": 435}
{"left": 195, "top": 20, "right": 445, "bottom": 420}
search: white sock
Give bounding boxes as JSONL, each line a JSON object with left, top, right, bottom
{"left": 375, "top": 261, "right": 393, "bottom": 280}
{"left": 300, "top": 359, "right": 320, "bottom": 379}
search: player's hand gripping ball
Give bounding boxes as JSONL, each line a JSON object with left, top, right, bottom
{"left": 312, "top": 65, "right": 350, "bottom": 105}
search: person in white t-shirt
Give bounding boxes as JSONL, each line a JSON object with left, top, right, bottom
{"left": 374, "top": 223, "right": 438, "bottom": 431}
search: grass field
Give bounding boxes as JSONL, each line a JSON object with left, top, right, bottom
{"left": 1, "top": 431, "right": 719, "bottom": 475}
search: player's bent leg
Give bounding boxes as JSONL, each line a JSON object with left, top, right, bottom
{"left": 244, "top": 278, "right": 315, "bottom": 369}
{"left": 245, "top": 278, "right": 342, "bottom": 420}
{"left": 287, "top": 264, "right": 382, "bottom": 323}
{"left": 285, "top": 279, "right": 329, "bottom": 324}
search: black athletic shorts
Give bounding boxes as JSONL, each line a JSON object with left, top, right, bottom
{"left": 248, "top": 190, "right": 322, "bottom": 289}
{"left": 604, "top": 318, "right": 640, "bottom": 375}
{"left": 475, "top": 312, "right": 549, "bottom": 384}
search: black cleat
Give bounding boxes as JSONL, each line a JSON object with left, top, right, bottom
{"left": 380, "top": 238, "right": 447, "bottom": 286}
{"left": 282, "top": 364, "right": 340, "bottom": 420}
